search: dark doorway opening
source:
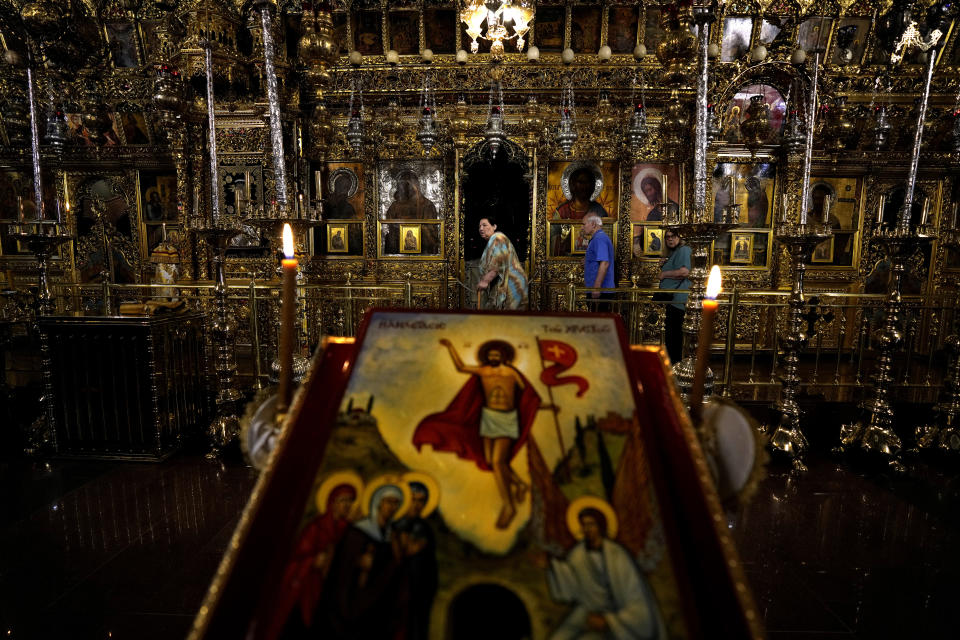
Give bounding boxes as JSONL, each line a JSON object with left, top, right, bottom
{"left": 462, "top": 143, "right": 530, "bottom": 263}
{"left": 448, "top": 583, "right": 532, "bottom": 640}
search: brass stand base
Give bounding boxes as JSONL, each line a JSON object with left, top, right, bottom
{"left": 763, "top": 223, "right": 831, "bottom": 473}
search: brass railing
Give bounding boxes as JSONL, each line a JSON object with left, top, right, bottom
{"left": 563, "top": 285, "right": 956, "bottom": 404}
{"left": 28, "top": 280, "right": 956, "bottom": 406}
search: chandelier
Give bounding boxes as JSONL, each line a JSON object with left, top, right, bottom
{"left": 460, "top": 0, "right": 534, "bottom": 58}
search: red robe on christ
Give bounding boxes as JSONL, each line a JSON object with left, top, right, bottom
{"left": 412, "top": 372, "right": 542, "bottom": 471}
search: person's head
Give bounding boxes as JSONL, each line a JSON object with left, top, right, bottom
{"left": 664, "top": 229, "right": 681, "bottom": 251}
{"left": 328, "top": 484, "right": 357, "bottom": 520}
{"left": 478, "top": 216, "right": 498, "bottom": 240}
{"left": 408, "top": 481, "right": 428, "bottom": 518}
{"left": 745, "top": 176, "right": 762, "bottom": 194}
{"left": 578, "top": 507, "right": 607, "bottom": 548}
{"left": 581, "top": 212, "right": 602, "bottom": 237}
{"left": 640, "top": 176, "right": 663, "bottom": 205}
{"left": 394, "top": 171, "right": 421, "bottom": 201}
{"left": 477, "top": 339, "right": 515, "bottom": 367}
{"left": 570, "top": 167, "right": 596, "bottom": 201}
{"left": 372, "top": 485, "right": 403, "bottom": 526}
{"left": 333, "top": 173, "right": 351, "bottom": 197}
{"left": 405, "top": 229, "right": 414, "bottom": 238}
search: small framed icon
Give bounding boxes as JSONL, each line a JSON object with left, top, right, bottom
{"left": 327, "top": 223, "right": 349, "bottom": 253}
{"left": 811, "top": 236, "right": 834, "bottom": 263}
{"left": 643, "top": 227, "right": 665, "bottom": 256}
{"left": 398, "top": 224, "right": 421, "bottom": 254}
{"left": 571, "top": 226, "right": 589, "bottom": 254}
{"left": 730, "top": 232, "right": 754, "bottom": 264}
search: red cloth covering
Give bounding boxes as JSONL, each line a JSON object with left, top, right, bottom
{"left": 412, "top": 373, "right": 542, "bottom": 471}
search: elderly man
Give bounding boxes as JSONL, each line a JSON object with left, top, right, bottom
{"left": 581, "top": 213, "right": 615, "bottom": 309}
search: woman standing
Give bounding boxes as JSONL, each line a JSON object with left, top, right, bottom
{"left": 477, "top": 216, "right": 528, "bottom": 310}
{"left": 658, "top": 229, "right": 691, "bottom": 364}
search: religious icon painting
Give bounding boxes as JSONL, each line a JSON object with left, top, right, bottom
{"left": 832, "top": 18, "right": 871, "bottom": 65}
{"left": 608, "top": 5, "right": 640, "bottom": 53}
{"left": 104, "top": 22, "right": 140, "bottom": 68}
{"left": 353, "top": 10, "right": 383, "bottom": 55}
{"left": 388, "top": 11, "right": 420, "bottom": 55}
{"left": 644, "top": 228, "right": 665, "bottom": 257}
{"left": 729, "top": 232, "right": 754, "bottom": 264}
{"left": 378, "top": 160, "right": 443, "bottom": 221}
{"left": 535, "top": 6, "right": 565, "bottom": 51}
{"left": 266, "top": 313, "right": 691, "bottom": 638}
{"left": 720, "top": 17, "right": 752, "bottom": 62}
{"left": 630, "top": 163, "right": 681, "bottom": 222}
{"left": 137, "top": 171, "right": 178, "bottom": 223}
{"left": 320, "top": 163, "right": 364, "bottom": 220}
{"left": 398, "top": 224, "right": 421, "bottom": 254}
{"left": 571, "top": 6, "right": 601, "bottom": 53}
{"left": 797, "top": 17, "right": 833, "bottom": 53}
{"left": 424, "top": 9, "right": 456, "bottom": 53}
{"left": 547, "top": 161, "right": 618, "bottom": 258}
{"left": 642, "top": 8, "right": 664, "bottom": 50}
{"left": 712, "top": 162, "right": 776, "bottom": 228}
{"left": 808, "top": 177, "right": 860, "bottom": 230}
{"left": 327, "top": 223, "right": 350, "bottom": 254}
{"left": 811, "top": 236, "right": 835, "bottom": 263}
{"left": 117, "top": 112, "right": 150, "bottom": 145}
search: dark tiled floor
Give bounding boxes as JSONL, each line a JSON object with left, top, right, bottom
{"left": 2, "top": 420, "right": 959, "bottom": 639}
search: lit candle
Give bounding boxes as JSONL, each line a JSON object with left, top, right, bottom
{"left": 690, "top": 266, "right": 722, "bottom": 423}
{"left": 920, "top": 197, "right": 930, "bottom": 226}
{"left": 17, "top": 195, "right": 23, "bottom": 221}
{"left": 876, "top": 198, "right": 884, "bottom": 225}
{"left": 277, "top": 223, "right": 298, "bottom": 415}
{"left": 823, "top": 194, "right": 832, "bottom": 225}
{"left": 235, "top": 189, "right": 241, "bottom": 214}
{"left": 298, "top": 193, "right": 304, "bottom": 219}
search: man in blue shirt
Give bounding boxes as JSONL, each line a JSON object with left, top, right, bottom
{"left": 582, "top": 213, "right": 615, "bottom": 310}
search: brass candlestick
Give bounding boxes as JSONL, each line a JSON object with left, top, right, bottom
{"left": 765, "top": 222, "right": 832, "bottom": 472}
{"left": 913, "top": 227, "right": 960, "bottom": 452}
{"left": 192, "top": 218, "right": 244, "bottom": 458}
{"left": 836, "top": 227, "right": 933, "bottom": 472}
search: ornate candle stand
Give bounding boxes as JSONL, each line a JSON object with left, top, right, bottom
{"left": 836, "top": 227, "right": 934, "bottom": 472}
{"left": 191, "top": 218, "right": 244, "bottom": 458}
{"left": 7, "top": 222, "right": 72, "bottom": 318}
{"left": 666, "top": 206, "right": 739, "bottom": 403}
{"left": 913, "top": 227, "right": 960, "bottom": 453}
{"left": 246, "top": 212, "right": 321, "bottom": 384}
{"left": 765, "top": 222, "right": 832, "bottom": 472}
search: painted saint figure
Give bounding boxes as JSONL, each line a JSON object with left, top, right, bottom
{"left": 391, "top": 479, "right": 438, "bottom": 640}
{"left": 413, "top": 339, "right": 544, "bottom": 529}
{"left": 546, "top": 504, "right": 666, "bottom": 640}
{"left": 314, "top": 482, "right": 423, "bottom": 638}
{"left": 639, "top": 176, "right": 678, "bottom": 222}
{"left": 555, "top": 167, "right": 608, "bottom": 220}
{"left": 272, "top": 481, "right": 359, "bottom": 637}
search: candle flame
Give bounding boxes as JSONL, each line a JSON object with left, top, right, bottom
{"left": 282, "top": 223, "right": 294, "bottom": 259}
{"left": 705, "top": 265, "right": 722, "bottom": 299}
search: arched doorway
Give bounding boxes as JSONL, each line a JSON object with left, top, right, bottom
{"left": 447, "top": 583, "right": 532, "bottom": 640}
{"left": 461, "top": 139, "right": 530, "bottom": 304}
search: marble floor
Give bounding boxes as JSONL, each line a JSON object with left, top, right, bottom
{"left": 1, "top": 410, "right": 958, "bottom": 639}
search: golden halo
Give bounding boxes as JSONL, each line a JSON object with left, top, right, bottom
{"left": 361, "top": 473, "right": 412, "bottom": 521}
{"left": 402, "top": 471, "right": 440, "bottom": 518}
{"left": 566, "top": 496, "right": 619, "bottom": 540}
{"left": 315, "top": 470, "right": 364, "bottom": 516}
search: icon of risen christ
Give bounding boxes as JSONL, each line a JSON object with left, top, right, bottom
{"left": 413, "top": 339, "right": 551, "bottom": 529}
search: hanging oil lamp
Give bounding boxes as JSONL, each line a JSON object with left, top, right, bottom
{"left": 345, "top": 76, "right": 364, "bottom": 157}
{"left": 416, "top": 73, "right": 439, "bottom": 153}
{"left": 739, "top": 93, "right": 771, "bottom": 151}
{"left": 556, "top": 82, "right": 577, "bottom": 157}
{"left": 484, "top": 81, "right": 506, "bottom": 158}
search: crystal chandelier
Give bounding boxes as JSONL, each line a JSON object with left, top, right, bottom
{"left": 416, "top": 72, "right": 439, "bottom": 154}
{"left": 484, "top": 80, "right": 506, "bottom": 158}
{"left": 460, "top": 0, "right": 534, "bottom": 58}
{"left": 556, "top": 81, "right": 577, "bottom": 157}
{"left": 891, "top": 20, "right": 942, "bottom": 64}
{"left": 626, "top": 71, "right": 648, "bottom": 153}
{"left": 345, "top": 76, "right": 364, "bottom": 157}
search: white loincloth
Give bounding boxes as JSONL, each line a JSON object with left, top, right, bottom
{"left": 480, "top": 407, "right": 519, "bottom": 439}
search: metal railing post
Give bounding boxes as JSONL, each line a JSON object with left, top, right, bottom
{"left": 722, "top": 289, "right": 739, "bottom": 397}
{"left": 404, "top": 272, "right": 413, "bottom": 308}
{"left": 567, "top": 272, "right": 576, "bottom": 312}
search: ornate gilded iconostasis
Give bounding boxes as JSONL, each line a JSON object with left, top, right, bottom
{"left": 1, "top": 0, "right": 959, "bottom": 311}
